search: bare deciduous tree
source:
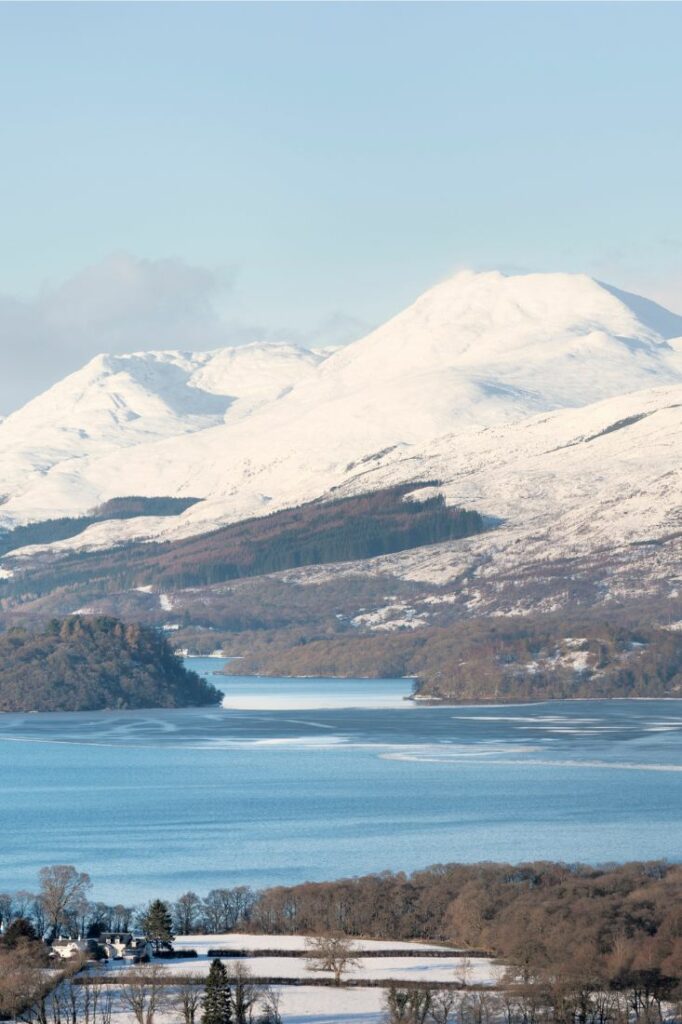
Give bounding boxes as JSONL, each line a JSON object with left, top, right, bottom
{"left": 202, "top": 887, "right": 255, "bottom": 933}
{"left": 120, "top": 965, "right": 169, "bottom": 1024}
{"left": 428, "top": 989, "right": 461, "bottom": 1024}
{"left": 454, "top": 957, "right": 473, "bottom": 988}
{"left": 14, "top": 891, "right": 37, "bottom": 921}
{"left": 305, "top": 934, "right": 360, "bottom": 986}
{"left": 258, "top": 986, "right": 283, "bottom": 1024}
{"left": 38, "top": 867, "right": 92, "bottom": 935}
{"left": 460, "top": 991, "right": 498, "bottom": 1024}
{"left": 384, "top": 986, "right": 432, "bottom": 1024}
{"left": 97, "top": 985, "right": 114, "bottom": 1024}
{"left": 173, "top": 981, "right": 203, "bottom": 1024}
{"left": 49, "top": 978, "right": 82, "bottom": 1024}
{"left": 229, "top": 962, "right": 263, "bottom": 1024}
{"left": 0, "top": 892, "right": 14, "bottom": 928}
{"left": 0, "top": 944, "right": 53, "bottom": 1024}
{"left": 173, "top": 892, "right": 202, "bottom": 936}
{"left": 112, "top": 904, "right": 135, "bottom": 931}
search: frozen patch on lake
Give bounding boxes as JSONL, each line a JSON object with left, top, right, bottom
{"left": 220, "top": 692, "right": 412, "bottom": 711}
{"left": 383, "top": 743, "right": 543, "bottom": 763}
{"left": 386, "top": 748, "right": 682, "bottom": 773}
{"left": 248, "top": 735, "right": 349, "bottom": 747}
{"left": 214, "top": 672, "right": 414, "bottom": 711}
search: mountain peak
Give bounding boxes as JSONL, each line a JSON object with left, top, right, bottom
{"left": 1, "top": 270, "right": 681, "bottom": 533}
{"left": 316, "top": 271, "right": 681, "bottom": 398}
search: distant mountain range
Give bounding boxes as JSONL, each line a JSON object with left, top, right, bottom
{"left": 1, "top": 270, "right": 681, "bottom": 699}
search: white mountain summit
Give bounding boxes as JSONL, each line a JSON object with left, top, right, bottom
{"left": 0, "top": 270, "right": 681, "bottom": 564}
{"left": 0, "top": 342, "right": 321, "bottom": 522}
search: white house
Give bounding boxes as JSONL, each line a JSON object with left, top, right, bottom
{"left": 99, "top": 932, "right": 153, "bottom": 962}
{"left": 51, "top": 932, "right": 152, "bottom": 963}
{"left": 51, "top": 938, "right": 97, "bottom": 960}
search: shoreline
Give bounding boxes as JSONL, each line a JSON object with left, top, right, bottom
{"left": 184, "top": 658, "right": 682, "bottom": 707}
{"left": 190, "top": 661, "right": 682, "bottom": 707}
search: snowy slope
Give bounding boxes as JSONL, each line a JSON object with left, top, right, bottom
{"left": 175, "top": 382, "right": 674, "bottom": 629}
{"left": 0, "top": 270, "right": 681, "bottom": 548}
{"left": 276, "top": 382, "right": 682, "bottom": 622}
{"left": 10, "top": 383, "right": 679, "bottom": 633}
{"left": 0, "top": 342, "right": 320, "bottom": 522}
{"left": 353, "top": 382, "right": 682, "bottom": 559}
{"left": 185, "top": 271, "right": 682, "bottom": 500}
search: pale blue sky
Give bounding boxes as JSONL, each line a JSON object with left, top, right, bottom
{"left": 0, "top": 2, "right": 681, "bottom": 410}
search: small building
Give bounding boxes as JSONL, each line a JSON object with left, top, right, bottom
{"left": 99, "top": 932, "right": 152, "bottom": 962}
{"left": 51, "top": 938, "right": 100, "bottom": 961}
{"left": 51, "top": 932, "right": 151, "bottom": 963}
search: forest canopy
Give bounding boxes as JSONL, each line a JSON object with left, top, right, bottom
{"left": 0, "top": 616, "right": 222, "bottom": 712}
{"left": 246, "top": 859, "right": 682, "bottom": 985}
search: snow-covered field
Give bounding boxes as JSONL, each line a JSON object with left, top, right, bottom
{"left": 103, "top": 934, "right": 503, "bottom": 1024}
{"left": 161, "top": 954, "right": 500, "bottom": 985}
{"left": 174, "top": 933, "right": 456, "bottom": 954}
{"left": 111, "top": 983, "right": 386, "bottom": 1024}
{"left": 165, "top": 934, "right": 502, "bottom": 986}
{"left": 258, "top": 985, "right": 385, "bottom": 1024}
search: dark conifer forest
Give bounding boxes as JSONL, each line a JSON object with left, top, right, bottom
{"left": 0, "top": 484, "right": 484, "bottom": 596}
{"left": 0, "top": 496, "right": 199, "bottom": 557}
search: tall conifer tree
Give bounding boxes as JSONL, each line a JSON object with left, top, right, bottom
{"left": 140, "top": 898, "right": 174, "bottom": 952}
{"left": 202, "top": 959, "right": 232, "bottom": 1024}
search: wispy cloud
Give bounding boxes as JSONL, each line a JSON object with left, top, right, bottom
{"left": 0, "top": 253, "right": 241, "bottom": 414}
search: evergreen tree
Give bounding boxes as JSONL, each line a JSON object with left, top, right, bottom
{"left": 140, "top": 898, "right": 174, "bottom": 952}
{"left": 202, "top": 959, "right": 232, "bottom": 1024}
{"left": 1, "top": 917, "right": 38, "bottom": 949}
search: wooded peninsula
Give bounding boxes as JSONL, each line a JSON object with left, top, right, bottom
{"left": 0, "top": 616, "right": 222, "bottom": 712}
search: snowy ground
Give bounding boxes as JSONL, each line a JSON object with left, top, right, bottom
{"left": 110, "top": 983, "right": 386, "bottom": 1024}
{"left": 165, "top": 934, "right": 502, "bottom": 986}
{"left": 98, "top": 934, "right": 503, "bottom": 1024}
{"left": 261, "top": 985, "right": 385, "bottom": 1024}
{"left": 174, "top": 934, "right": 457, "bottom": 954}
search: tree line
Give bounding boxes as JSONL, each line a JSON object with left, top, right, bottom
{"left": 223, "top": 617, "right": 682, "bottom": 703}
{"left": 3, "top": 862, "right": 682, "bottom": 1024}
{"left": 0, "top": 870, "right": 257, "bottom": 945}
{"left": 242, "top": 860, "right": 682, "bottom": 984}
{"left": 3, "top": 860, "right": 681, "bottom": 983}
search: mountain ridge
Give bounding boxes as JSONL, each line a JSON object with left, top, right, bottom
{"left": 0, "top": 267, "right": 679, "bottom": 704}
{"left": 1, "top": 269, "right": 680, "bottom": 544}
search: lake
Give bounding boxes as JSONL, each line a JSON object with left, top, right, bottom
{"left": 0, "top": 658, "right": 681, "bottom": 902}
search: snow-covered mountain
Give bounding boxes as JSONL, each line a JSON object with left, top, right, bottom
{"left": 0, "top": 269, "right": 681, "bottom": 567}
{"left": 324, "top": 381, "right": 682, "bottom": 616}
{"left": 0, "top": 342, "right": 321, "bottom": 522}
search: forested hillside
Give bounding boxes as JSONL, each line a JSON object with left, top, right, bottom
{"left": 223, "top": 618, "right": 682, "bottom": 702}
{"left": 0, "top": 616, "right": 222, "bottom": 712}
{"left": 0, "top": 484, "right": 484, "bottom": 596}
{"left": 141, "top": 484, "right": 484, "bottom": 588}
{"left": 0, "top": 496, "right": 199, "bottom": 557}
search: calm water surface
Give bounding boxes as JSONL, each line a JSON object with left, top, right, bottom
{"left": 0, "top": 658, "right": 680, "bottom": 901}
